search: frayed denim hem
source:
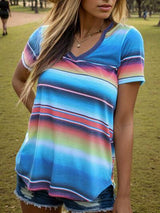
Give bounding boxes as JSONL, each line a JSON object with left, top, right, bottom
{"left": 14, "top": 190, "right": 61, "bottom": 210}
{"left": 64, "top": 204, "right": 113, "bottom": 213}
{"left": 14, "top": 190, "right": 113, "bottom": 212}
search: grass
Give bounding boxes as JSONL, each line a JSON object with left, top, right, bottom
{"left": 0, "top": 17, "right": 160, "bottom": 212}
{"left": 126, "top": 17, "right": 160, "bottom": 213}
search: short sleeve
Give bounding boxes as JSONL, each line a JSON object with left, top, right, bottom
{"left": 21, "top": 26, "right": 43, "bottom": 71}
{"left": 118, "top": 27, "right": 145, "bottom": 85}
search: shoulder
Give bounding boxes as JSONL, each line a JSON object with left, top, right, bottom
{"left": 121, "top": 24, "right": 144, "bottom": 52}
{"left": 105, "top": 23, "right": 144, "bottom": 51}
{"left": 105, "top": 23, "right": 144, "bottom": 54}
{"left": 28, "top": 25, "right": 48, "bottom": 48}
{"left": 118, "top": 24, "right": 144, "bottom": 59}
{"left": 111, "top": 23, "right": 144, "bottom": 50}
{"left": 122, "top": 24, "right": 143, "bottom": 41}
{"left": 26, "top": 25, "right": 47, "bottom": 56}
{"left": 109, "top": 23, "right": 143, "bottom": 40}
{"left": 29, "top": 25, "right": 47, "bottom": 40}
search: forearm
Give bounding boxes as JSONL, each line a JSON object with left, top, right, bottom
{"left": 114, "top": 121, "right": 134, "bottom": 197}
{"left": 7, "top": 3, "right": 11, "bottom": 13}
{"left": 12, "top": 79, "right": 35, "bottom": 113}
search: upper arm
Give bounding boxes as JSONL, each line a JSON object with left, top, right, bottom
{"left": 12, "top": 26, "right": 43, "bottom": 83}
{"left": 114, "top": 82, "right": 140, "bottom": 127}
{"left": 21, "top": 26, "right": 43, "bottom": 71}
{"left": 12, "top": 59, "right": 30, "bottom": 84}
{"left": 115, "top": 27, "right": 145, "bottom": 126}
{"left": 118, "top": 27, "right": 145, "bottom": 86}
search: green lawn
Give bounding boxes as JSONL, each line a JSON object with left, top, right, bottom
{"left": 0, "top": 17, "right": 160, "bottom": 212}
{"left": 126, "top": 17, "right": 160, "bottom": 213}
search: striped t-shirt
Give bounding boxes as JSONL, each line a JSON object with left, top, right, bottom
{"left": 16, "top": 23, "right": 145, "bottom": 201}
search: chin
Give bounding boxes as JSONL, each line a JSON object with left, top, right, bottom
{"left": 96, "top": 14, "right": 111, "bottom": 20}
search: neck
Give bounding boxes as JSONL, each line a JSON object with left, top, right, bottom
{"left": 78, "top": 7, "right": 106, "bottom": 39}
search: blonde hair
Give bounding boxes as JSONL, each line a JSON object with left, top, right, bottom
{"left": 112, "top": 0, "right": 127, "bottom": 23}
{"left": 20, "top": 0, "right": 127, "bottom": 103}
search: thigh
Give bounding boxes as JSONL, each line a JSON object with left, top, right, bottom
{"left": 68, "top": 211, "right": 113, "bottom": 213}
{"left": 90, "top": 211, "right": 112, "bottom": 213}
{"left": 15, "top": 175, "right": 64, "bottom": 212}
{"left": 2, "top": 18, "right": 8, "bottom": 24}
{"left": 93, "top": 212, "right": 112, "bottom": 213}
{"left": 20, "top": 201, "right": 62, "bottom": 213}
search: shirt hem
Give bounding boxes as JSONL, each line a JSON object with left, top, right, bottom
{"left": 118, "top": 76, "right": 145, "bottom": 85}
{"left": 16, "top": 171, "right": 113, "bottom": 202}
{"left": 21, "top": 52, "right": 32, "bottom": 71}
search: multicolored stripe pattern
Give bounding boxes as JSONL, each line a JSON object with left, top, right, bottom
{"left": 16, "top": 23, "right": 145, "bottom": 201}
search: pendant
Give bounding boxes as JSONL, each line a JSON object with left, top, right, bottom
{"left": 77, "top": 43, "right": 80, "bottom": 48}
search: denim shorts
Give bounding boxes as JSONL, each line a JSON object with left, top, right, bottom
{"left": 14, "top": 175, "right": 115, "bottom": 212}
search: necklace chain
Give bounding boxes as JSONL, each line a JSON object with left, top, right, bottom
{"left": 75, "top": 23, "right": 105, "bottom": 48}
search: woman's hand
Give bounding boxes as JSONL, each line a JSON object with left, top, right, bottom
{"left": 113, "top": 196, "right": 133, "bottom": 213}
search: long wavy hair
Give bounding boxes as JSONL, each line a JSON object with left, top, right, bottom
{"left": 20, "top": 0, "right": 127, "bottom": 103}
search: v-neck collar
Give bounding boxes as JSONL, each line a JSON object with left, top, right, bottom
{"left": 67, "top": 21, "right": 114, "bottom": 60}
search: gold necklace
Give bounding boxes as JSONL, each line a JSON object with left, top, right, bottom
{"left": 75, "top": 24, "right": 105, "bottom": 48}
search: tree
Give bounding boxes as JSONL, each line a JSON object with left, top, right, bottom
{"left": 34, "top": 0, "right": 38, "bottom": 13}
{"left": 127, "top": 0, "right": 134, "bottom": 17}
{"left": 10, "top": 0, "right": 19, "bottom": 6}
{"left": 136, "top": 0, "right": 143, "bottom": 17}
{"left": 31, "top": 0, "right": 34, "bottom": 11}
{"left": 39, "top": 0, "right": 43, "bottom": 9}
{"left": 157, "top": 0, "right": 160, "bottom": 26}
{"left": 23, "top": 0, "right": 26, "bottom": 7}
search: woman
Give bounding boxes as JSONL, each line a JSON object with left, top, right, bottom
{"left": 12, "top": 0, "right": 145, "bottom": 213}
{"left": 0, "top": 0, "right": 11, "bottom": 35}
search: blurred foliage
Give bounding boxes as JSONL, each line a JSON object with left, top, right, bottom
{"left": 127, "top": 0, "right": 160, "bottom": 16}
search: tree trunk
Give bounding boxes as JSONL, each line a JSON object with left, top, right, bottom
{"left": 35, "top": 0, "right": 38, "bottom": 13}
{"left": 23, "top": 0, "right": 26, "bottom": 7}
{"left": 31, "top": 0, "right": 34, "bottom": 11}
{"left": 136, "top": 0, "right": 142, "bottom": 18}
{"left": 39, "top": 0, "right": 43, "bottom": 9}
{"left": 10, "top": 0, "right": 13, "bottom": 5}
{"left": 127, "top": 0, "right": 134, "bottom": 17}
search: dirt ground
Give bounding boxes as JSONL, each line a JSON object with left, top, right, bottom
{"left": 0, "top": 12, "right": 46, "bottom": 28}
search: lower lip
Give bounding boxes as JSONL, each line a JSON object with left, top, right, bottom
{"left": 98, "top": 6, "right": 112, "bottom": 12}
